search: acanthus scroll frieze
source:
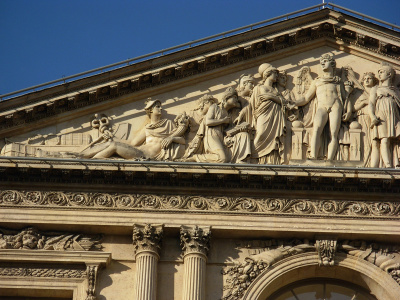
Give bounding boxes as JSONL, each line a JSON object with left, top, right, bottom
{"left": 1, "top": 190, "right": 399, "bottom": 219}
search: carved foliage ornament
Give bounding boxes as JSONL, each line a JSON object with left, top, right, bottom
{"left": 180, "top": 225, "right": 211, "bottom": 257}
{"left": 0, "top": 263, "right": 86, "bottom": 278}
{"left": 132, "top": 224, "right": 163, "bottom": 256}
{"left": 222, "top": 239, "right": 400, "bottom": 300}
{"left": 1, "top": 190, "right": 399, "bottom": 218}
{"left": 0, "top": 227, "right": 102, "bottom": 251}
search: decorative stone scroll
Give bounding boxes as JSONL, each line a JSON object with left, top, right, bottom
{"left": 222, "top": 238, "right": 400, "bottom": 299}
{"left": 3, "top": 54, "right": 399, "bottom": 169}
{"left": 0, "top": 227, "right": 102, "bottom": 251}
{"left": 1, "top": 190, "right": 399, "bottom": 219}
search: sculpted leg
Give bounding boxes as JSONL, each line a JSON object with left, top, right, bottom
{"left": 380, "top": 138, "right": 392, "bottom": 168}
{"left": 92, "top": 142, "right": 117, "bottom": 159}
{"left": 310, "top": 108, "right": 328, "bottom": 159}
{"left": 327, "top": 108, "right": 342, "bottom": 160}
{"left": 370, "top": 140, "right": 380, "bottom": 168}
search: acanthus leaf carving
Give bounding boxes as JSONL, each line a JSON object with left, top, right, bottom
{"left": 132, "top": 224, "right": 163, "bottom": 256}
{"left": 316, "top": 238, "right": 337, "bottom": 266}
{"left": 180, "top": 225, "right": 211, "bottom": 257}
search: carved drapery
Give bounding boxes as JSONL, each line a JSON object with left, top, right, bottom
{"left": 180, "top": 226, "right": 211, "bottom": 300}
{"left": 132, "top": 224, "right": 163, "bottom": 300}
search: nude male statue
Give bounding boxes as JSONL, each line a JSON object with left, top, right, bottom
{"left": 295, "top": 54, "right": 352, "bottom": 160}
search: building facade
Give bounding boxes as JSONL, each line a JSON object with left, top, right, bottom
{"left": 0, "top": 6, "right": 399, "bottom": 300}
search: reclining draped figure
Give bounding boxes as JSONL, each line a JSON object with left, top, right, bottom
{"left": 74, "top": 99, "right": 189, "bottom": 160}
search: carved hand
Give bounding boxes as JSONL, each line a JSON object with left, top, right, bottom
{"left": 161, "top": 137, "right": 173, "bottom": 149}
{"left": 370, "top": 116, "right": 381, "bottom": 128}
{"left": 342, "top": 112, "right": 352, "bottom": 122}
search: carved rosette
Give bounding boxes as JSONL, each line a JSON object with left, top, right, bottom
{"left": 132, "top": 224, "right": 164, "bottom": 257}
{"left": 180, "top": 225, "right": 211, "bottom": 258}
{"left": 316, "top": 239, "right": 337, "bottom": 266}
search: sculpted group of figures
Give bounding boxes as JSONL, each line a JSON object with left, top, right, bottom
{"left": 68, "top": 54, "right": 400, "bottom": 167}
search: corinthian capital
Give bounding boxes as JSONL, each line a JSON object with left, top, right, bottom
{"left": 180, "top": 225, "right": 211, "bottom": 257}
{"left": 132, "top": 224, "right": 164, "bottom": 256}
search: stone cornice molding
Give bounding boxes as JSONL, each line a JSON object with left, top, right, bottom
{"left": 0, "top": 249, "right": 111, "bottom": 266}
{"left": 0, "top": 10, "right": 399, "bottom": 137}
{"left": 132, "top": 224, "right": 164, "bottom": 258}
{"left": 180, "top": 225, "right": 211, "bottom": 258}
{"left": 1, "top": 190, "right": 399, "bottom": 219}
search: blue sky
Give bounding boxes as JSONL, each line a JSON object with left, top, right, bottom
{"left": 1, "top": 0, "right": 399, "bottom": 97}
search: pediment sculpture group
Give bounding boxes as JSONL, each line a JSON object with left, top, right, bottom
{"left": 9, "top": 54, "right": 400, "bottom": 168}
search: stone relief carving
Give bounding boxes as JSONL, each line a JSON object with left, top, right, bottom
{"left": 86, "top": 265, "right": 99, "bottom": 300}
{"left": 0, "top": 227, "right": 102, "bottom": 251}
{"left": 0, "top": 264, "right": 87, "bottom": 278}
{"left": 180, "top": 225, "right": 211, "bottom": 257}
{"left": 222, "top": 238, "right": 400, "bottom": 299}
{"left": 132, "top": 224, "right": 163, "bottom": 256}
{"left": 2, "top": 54, "right": 399, "bottom": 168}
{"left": 316, "top": 238, "right": 337, "bottom": 266}
{"left": 1, "top": 190, "right": 400, "bottom": 218}
{"left": 221, "top": 239, "right": 315, "bottom": 300}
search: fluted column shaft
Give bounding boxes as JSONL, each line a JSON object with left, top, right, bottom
{"left": 132, "top": 224, "right": 163, "bottom": 300}
{"left": 182, "top": 253, "right": 207, "bottom": 300}
{"left": 180, "top": 225, "right": 211, "bottom": 300}
{"left": 135, "top": 250, "right": 159, "bottom": 300}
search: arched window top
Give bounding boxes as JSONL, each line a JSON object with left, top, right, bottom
{"left": 268, "top": 278, "right": 377, "bottom": 300}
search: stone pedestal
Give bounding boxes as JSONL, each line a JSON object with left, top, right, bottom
{"left": 291, "top": 123, "right": 304, "bottom": 160}
{"left": 132, "top": 224, "right": 164, "bottom": 300}
{"left": 349, "top": 126, "right": 362, "bottom": 161}
{"left": 180, "top": 225, "right": 211, "bottom": 300}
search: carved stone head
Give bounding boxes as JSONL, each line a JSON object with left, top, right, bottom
{"left": 361, "top": 72, "right": 378, "bottom": 88}
{"left": 320, "top": 53, "right": 336, "bottom": 71}
{"left": 144, "top": 98, "right": 162, "bottom": 118}
{"left": 377, "top": 63, "right": 395, "bottom": 83}
{"left": 238, "top": 74, "right": 255, "bottom": 96}
{"left": 258, "top": 63, "right": 279, "bottom": 81}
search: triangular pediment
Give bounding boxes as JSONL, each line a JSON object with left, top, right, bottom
{"left": 1, "top": 8, "right": 400, "bottom": 169}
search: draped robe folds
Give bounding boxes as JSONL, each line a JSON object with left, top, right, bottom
{"left": 372, "top": 86, "right": 400, "bottom": 167}
{"left": 193, "top": 104, "right": 228, "bottom": 163}
{"left": 143, "top": 119, "right": 185, "bottom": 160}
{"left": 250, "top": 85, "right": 286, "bottom": 163}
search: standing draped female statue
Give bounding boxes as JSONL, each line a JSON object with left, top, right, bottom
{"left": 250, "top": 63, "right": 286, "bottom": 164}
